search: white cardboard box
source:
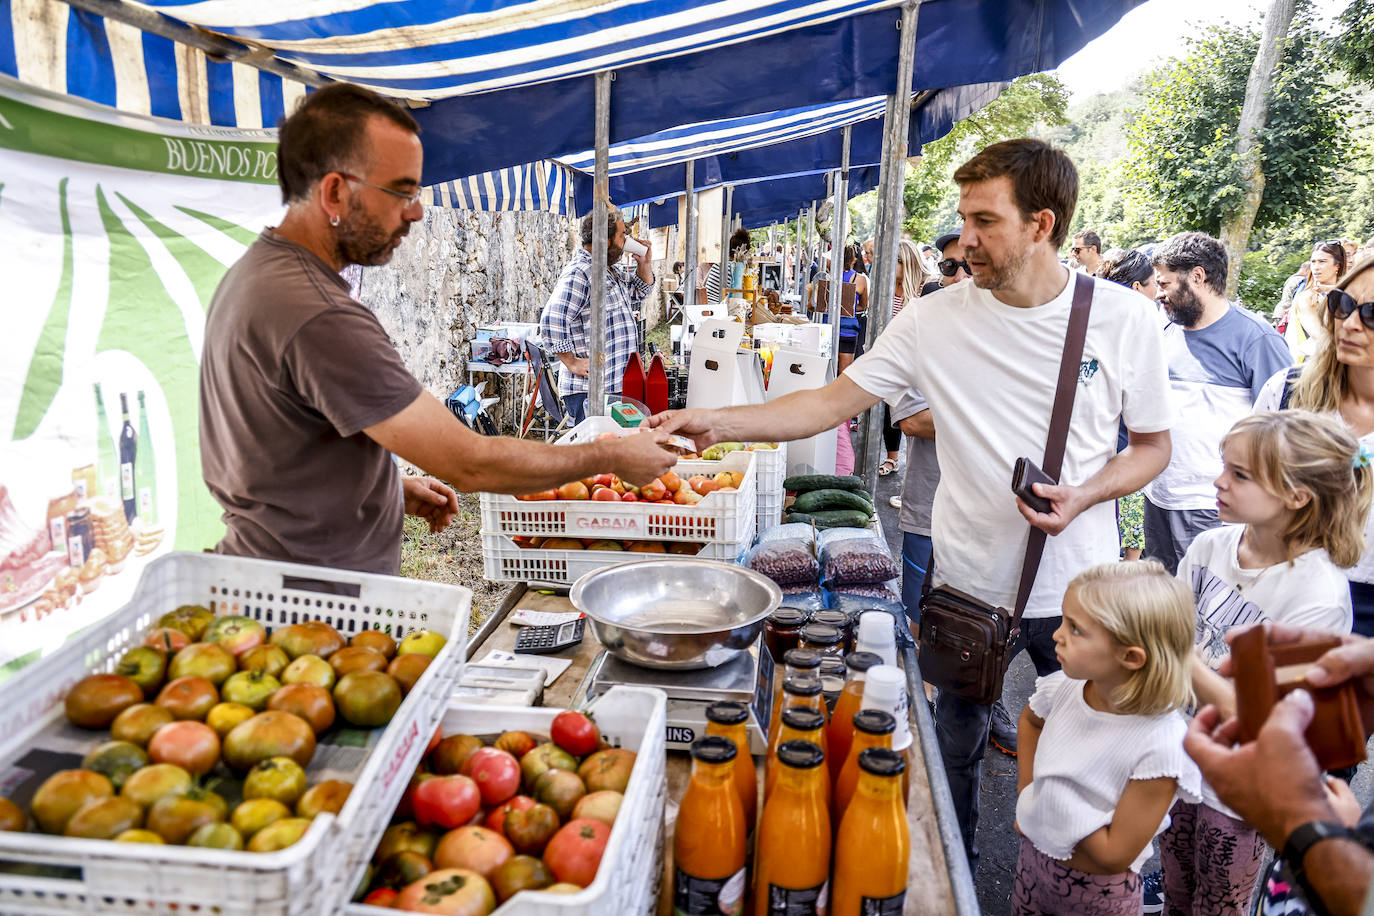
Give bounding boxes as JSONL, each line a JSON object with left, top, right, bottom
{"left": 766, "top": 346, "right": 837, "bottom": 475}
{"left": 687, "top": 318, "right": 766, "bottom": 409}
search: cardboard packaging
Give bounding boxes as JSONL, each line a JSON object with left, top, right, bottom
{"left": 765, "top": 346, "right": 836, "bottom": 476}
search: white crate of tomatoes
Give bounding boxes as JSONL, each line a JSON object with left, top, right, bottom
{"left": 0, "top": 551, "right": 471, "bottom": 916}
{"left": 347, "top": 686, "right": 667, "bottom": 916}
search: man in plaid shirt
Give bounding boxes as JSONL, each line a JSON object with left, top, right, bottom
{"left": 540, "top": 207, "right": 654, "bottom": 422}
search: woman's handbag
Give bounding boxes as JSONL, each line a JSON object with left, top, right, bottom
{"left": 917, "top": 273, "right": 1095, "bottom": 705}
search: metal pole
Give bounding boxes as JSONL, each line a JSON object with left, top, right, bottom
{"left": 857, "top": 1, "right": 921, "bottom": 488}
{"left": 805, "top": 204, "right": 816, "bottom": 301}
{"left": 720, "top": 185, "right": 734, "bottom": 304}
{"left": 794, "top": 208, "right": 806, "bottom": 299}
{"left": 826, "top": 126, "right": 851, "bottom": 379}
{"left": 587, "top": 71, "right": 612, "bottom": 417}
{"left": 684, "top": 160, "right": 698, "bottom": 312}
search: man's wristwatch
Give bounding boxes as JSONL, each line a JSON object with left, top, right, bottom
{"left": 1281, "top": 820, "right": 1368, "bottom": 916}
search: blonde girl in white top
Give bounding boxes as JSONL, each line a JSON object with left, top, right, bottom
{"left": 1013, "top": 561, "right": 1201, "bottom": 916}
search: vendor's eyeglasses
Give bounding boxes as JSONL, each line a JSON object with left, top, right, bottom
{"left": 337, "top": 172, "right": 423, "bottom": 207}
{"left": 938, "top": 258, "right": 970, "bottom": 277}
{"left": 1327, "top": 288, "right": 1374, "bottom": 329}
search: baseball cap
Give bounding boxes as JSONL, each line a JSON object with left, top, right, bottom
{"left": 934, "top": 233, "right": 961, "bottom": 253}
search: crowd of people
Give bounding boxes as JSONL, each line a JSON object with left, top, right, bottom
{"left": 193, "top": 80, "right": 1374, "bottom": 916}
{"left": 653, "top": 138, "right": 1374, "bottom": 916}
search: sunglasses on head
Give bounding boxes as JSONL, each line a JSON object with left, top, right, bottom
{"left": 1327, "top": 288, "right": 1374, "bottom": 329}
{"left": 938, "top": 258, "right": 970, "bottom": 277}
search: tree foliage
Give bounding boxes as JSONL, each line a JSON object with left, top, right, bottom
{"left": 1121, "top": 16, "right": 1347, "bottom": 241}
{"left": 1333, "top": 0, "right": 1374, "bottom": 85}
{"left": 900, "top": 73, "right": 1070, "bottom": 240}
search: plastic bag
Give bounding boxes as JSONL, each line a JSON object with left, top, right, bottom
{"left": 817, "top": 526, "right": 879, "bottom": 551}
{"left": 832, "top": 590, "right": 915, "bottom": 649}
{"left": 778, "top": 587, "right": 829, "bottom": 613}
{"left": 835, "top": 582, "right": 901, "bottom": 600}
{"left": 745, "top": 538, "right": 819, "bottom": 586}
{"left": 821, "top": 538, "right": 899, "bottom": 587}
{"left": 757, "top": 522, "right": 816, "bottom": 548}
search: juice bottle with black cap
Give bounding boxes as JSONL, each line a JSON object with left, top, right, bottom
{"left": 754, "top": 739, "right": 831, "bottom": 916}
{"left": 831, "top": 748, "right": 909, "bottom": 916}
{"left": 675, "top": 736, "right": 748, "bottom": 916}
{"left": 763, "top": 705, "right": 831, "bottom": 807}
{"left": 765, "top": 674, "right": 828, "bottom": 765}
{"left": 826, "top": 651, "right": 881, "bottom": 788}
{"left": 705, "top": 701, "right": 757, "bottom": 831}
{"left": 766, "top": 648, "right": 822, "bottom": 743}
{"left": 833, "top": 709, "right": 899, "bottom": 815}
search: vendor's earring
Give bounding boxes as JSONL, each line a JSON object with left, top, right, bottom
{"left": 329, "top": 214, "right": 340, "bottom": 227}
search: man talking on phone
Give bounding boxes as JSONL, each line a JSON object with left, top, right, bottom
{"left": 650, "top": 139, "right": 1175, "bottom": 870}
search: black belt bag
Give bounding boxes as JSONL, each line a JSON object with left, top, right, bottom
{"left": 917, "top": 273, "right": 1095, "bottom": 705}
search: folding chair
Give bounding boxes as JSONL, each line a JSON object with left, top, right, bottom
{"left": 519, "top": 342, "right": 571, "bottom": 440}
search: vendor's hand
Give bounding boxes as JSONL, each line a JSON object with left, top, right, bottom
{"left": 1183, "top": 694, "right": 1336, "bottom": 848}
{"left": 556, "top": 354, "right": 589, "bottom": 378}
{"left": 403, "top": 476, "right": 459, "bottom": 533}
{"left": 645, "top": 408, "right": 722, "bottom": 452}
{"left": 1217, "top": 625, "right": 1374, "bottom": 734}
{"left": 609, "top": 428, "right": 679, "bottom": 487}
{"left": 1015, "top": 481, "right": 1090, "bottom": 536}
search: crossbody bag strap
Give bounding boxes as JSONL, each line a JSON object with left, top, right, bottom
{"left": 1012, "top": 271, "right": 1095, "bottom": 621}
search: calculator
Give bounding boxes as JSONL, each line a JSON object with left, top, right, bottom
{"left": 513, "top": 617, "right": 586, "bottom": 654}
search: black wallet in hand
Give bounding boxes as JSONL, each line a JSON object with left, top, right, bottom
{"left": 1012, "top": 457, "right": 1055, "bottom": 515}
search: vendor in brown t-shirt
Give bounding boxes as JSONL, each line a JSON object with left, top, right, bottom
{"left": 200, "top": 83, "right": 678, "bottom": 576}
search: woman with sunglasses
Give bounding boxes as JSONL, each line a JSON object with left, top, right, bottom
{"left": 1284, "top": 240, "right": 1348, "bottom": 361}
{"left": 1255, "top": 257, "right": 1374, "bottom": 634}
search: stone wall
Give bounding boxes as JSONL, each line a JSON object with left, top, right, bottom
{"left": 356, "top": 207, "right": 670, "bottom": 408}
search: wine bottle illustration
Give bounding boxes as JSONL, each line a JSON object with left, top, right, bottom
{"left": 119, "top": 392, "right": 138, "bottom": 523}
{"left": 93, "top": 383, "right": 118, "bottom": 500}
{"left": 135, "top": 391, "right": 157, "bottom": 524}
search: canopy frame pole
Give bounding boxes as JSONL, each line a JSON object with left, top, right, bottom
{"left": 719, "top": 185, "right": 734, "bottom": 304}
{"left": 856, "top": 0, "right": 921, "bottom": 485}
{"left": 587, "top": 70, "right": 613, "bottom": 417}
{"left": 684, "top": 160, "right": 698, "bottom": 313}
{"left": 826, "top": 126, "right": 851, "bottom": 380}
{"left": 794, "top": 208, "right": 806, "bottom": 299}
{"left": 804, "top": 204, "right": 816, "bottom": 302}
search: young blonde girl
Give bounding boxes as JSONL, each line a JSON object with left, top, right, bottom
{"left": 1163, "top": 409, "right": 1373, "bottom": 915}
{"left": 1013, "top": 561, "right": 1201, "bottom": 916}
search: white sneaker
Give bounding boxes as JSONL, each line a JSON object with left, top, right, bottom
{"left": 888, "top": 495, "right": 902, "bottom": 509}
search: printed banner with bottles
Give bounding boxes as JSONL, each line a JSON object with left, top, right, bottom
{"left": 0, "top": 77, "right": 284, "bottom": 671}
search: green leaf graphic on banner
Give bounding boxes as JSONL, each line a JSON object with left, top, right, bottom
{"left": 95, "top": 184, "right": 221, "bottom": 550}
{"left": 117, "top": 193, "right": 227, "bottom": 311}
{"left": 175, "top": 205, "right": 260, "bottom": 248}
{"left": 12, "top": 177, "right": 73, "bottom": 440}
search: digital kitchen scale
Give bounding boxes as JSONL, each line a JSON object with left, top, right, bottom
{"left": 575, "top": 638, "right": 774, "bottom": 755}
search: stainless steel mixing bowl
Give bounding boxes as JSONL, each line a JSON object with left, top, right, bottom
{"left": 569, "top": 559, "right": 782, "bottom": 670}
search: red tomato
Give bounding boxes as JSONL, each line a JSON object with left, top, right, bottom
{"left": 542, "top": 818, "right": 611, "bottom": 887}
{"left": 550, "top": 711, "right": 599, "bottom": 757}
{"left": 484, "top": 795, "right": 535, "bottom": 834}
{"left": 395, "top": 868, "right": 496, "bottom": 916}
{"left": 412, "top": 775, "right": 482, "bottom": 830}
{"left": 590, "top": 487, "right": 620, "bottom": 502}
{"left": 363, "top": 887, "right": 399, "bottom": 907}
{"left": 461, "top": 748, "right": 521, "bottom": 806}
{"left": 620, "top": 492, "right": 638, "bottom": 502}
{"left": 427, "top": 725, "right": 443, "bottom": 757}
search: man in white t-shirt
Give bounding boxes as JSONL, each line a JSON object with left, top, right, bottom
{"left": 650, "top": 138, "right": 1175, "bottom": 869}
{"left": 1143, "top": 232, "right": 1292, "bottom": 575}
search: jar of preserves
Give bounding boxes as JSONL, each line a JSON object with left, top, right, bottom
{"left": 764, "top": 608, "right": 810, "bottom": 661}
{"left": 811, "top": 610, "right": 853, "bottom": 653}
{"left": 799, "top": 622, "right": 844, "bottom": 658}
{"left": 65, "top": 507, "right": 94, "bottom": 569}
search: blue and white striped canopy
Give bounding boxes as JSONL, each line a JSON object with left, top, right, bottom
{"left": 3, "top": 0, "right": 1148, "bottom": 183}
{"left": 424, "top": 160, "right": 570, "bottom": 215}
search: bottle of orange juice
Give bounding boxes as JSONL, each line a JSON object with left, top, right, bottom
{"left": 767, "top": 649, "right": 822, "bottom": 746}
{"left": 833, "top": 709, "right": 895, "bottom": 815}
{"left": 765, "top": 674, "right": 828, "bottom": 764}
{"left": 754, "top": 740, "right": 831, "bottom": 916}
{"left": 825, "top": 651, "right": 881, "bottom": 787}
{"left": 831, "top": 748, "right": 909, "bottom": 916}
{"left": 706, "top": 701, "right": 757, "bottom": 831}
{"left": 676, "top": 737, "right": 748, "bottom": 916}
{"left": 764, "top": 706, "right": 829, "bottom": 804}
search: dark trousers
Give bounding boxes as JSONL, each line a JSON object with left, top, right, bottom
{"left": 882, "top": 405, "right": 902, "bottom": 453}
{"left": 1352, "top": 580, "right": 1374, "bottom": 637}
{"left": 563, "top": 393, "right": 588, "bottom": 425}
{"left": 900, "top": 532, "right": 933, "bottom": 625}
{"left": 932, "top": 615, "right": 1062, "bottom": 870}
{"left": 1142, "top": 498, "right": 1220, "bottom": 576}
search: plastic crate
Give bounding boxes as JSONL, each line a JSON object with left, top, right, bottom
{"left": 0, "top": 552, "right": 472, "bottom": 916}
{"left": 347, "top": 686, "right": 667, "bottom": 916}
{"left": 480, "top": 450, "right": 757, "bottom": 545}
{"left": 481, "top": 527, "right": 753, "bottom": 588}
{"left": 756, "top": 491, "right": 785, "bottom": 536}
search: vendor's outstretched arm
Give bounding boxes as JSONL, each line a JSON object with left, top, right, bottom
{"left": 366, "top": 393, "right": 678, "bottom": 493}
{"left": 647, "top": 375, "right": 880, "bottom": 450}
